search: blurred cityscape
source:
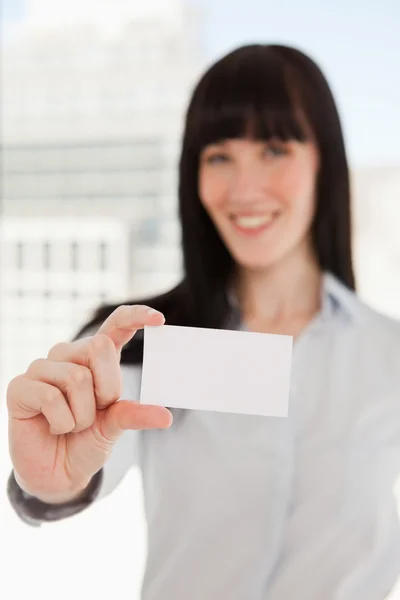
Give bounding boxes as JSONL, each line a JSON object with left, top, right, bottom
{"left": 1, "top": 1, "right": 400, "bottom": 599}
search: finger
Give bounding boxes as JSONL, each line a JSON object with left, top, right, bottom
{"left": 26, "top": 359, "right": 96, "bottom": 433}
{"left": 97, "top": 305, "right": 165, "bottom": 356}
{"left": 96, "top": 400, "right": 173, "bottom": 442}
{"left": 48, "top": 335, "right": 122, "bottom": 409}
{"left": 7, "top": 376, "right": 76, "bottom": 434}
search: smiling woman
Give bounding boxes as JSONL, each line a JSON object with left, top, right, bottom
{"left": 7, "top": 43, "right": 400, "bottom": 600}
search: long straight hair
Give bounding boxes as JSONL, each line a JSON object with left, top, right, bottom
{"left": 77, "top": 44, "right": 355, "bottom": 364}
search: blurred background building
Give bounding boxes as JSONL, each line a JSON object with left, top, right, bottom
{"left": 1, "top": 0, "right": 400, "bottom": 599}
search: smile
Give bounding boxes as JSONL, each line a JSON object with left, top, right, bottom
{"left": 230, "top": 212, "right": 280, "bottom": 236}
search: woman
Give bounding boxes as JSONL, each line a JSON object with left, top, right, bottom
{"left": 7, "top": 44, "right": 400, "bottom": 599}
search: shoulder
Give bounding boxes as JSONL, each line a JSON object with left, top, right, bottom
{"left": 326, "top": 273, "right": 400, "bottom": 344}
{"left": 344, "top": 288, "right": 400, "bottom": 361}
{"left": 354, "top": 295, "right": 400, "bottom": 339}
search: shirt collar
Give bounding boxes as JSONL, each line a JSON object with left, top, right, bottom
{"left": 322, "top": 271, "right": 360, "bottom": 323}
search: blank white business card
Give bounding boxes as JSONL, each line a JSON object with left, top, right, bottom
{"left": 140, "top": 324, "right": 292, "bottom": 417}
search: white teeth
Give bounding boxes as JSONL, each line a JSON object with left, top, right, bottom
{"left": 234, "top": 215, "right": 275, "bottom": 229}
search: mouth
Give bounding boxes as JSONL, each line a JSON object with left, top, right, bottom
{"left": 229, "top": 212, "right": 280, "bottom": 236}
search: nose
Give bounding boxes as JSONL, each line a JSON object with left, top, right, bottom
{"left": 229, "top": 162, "right": 267, "bottom": 205}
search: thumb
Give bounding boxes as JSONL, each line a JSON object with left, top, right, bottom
{"left": 97, "top": 400, "right": 173, "bottom": 442}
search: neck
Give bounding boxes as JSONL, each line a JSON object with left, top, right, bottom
{"left": 235, "top": 244, "right": 323, "bottom": 333}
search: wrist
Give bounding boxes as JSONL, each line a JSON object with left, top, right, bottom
{"left": 8, "top": 469, "right": 104, "bottom": 525}
{"left": 13, "top": 470, "right": 92, "bottom": 504}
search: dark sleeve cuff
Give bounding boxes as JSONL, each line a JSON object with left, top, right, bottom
{"left": 7, "top": 469, "right": 104, "bottom": 527}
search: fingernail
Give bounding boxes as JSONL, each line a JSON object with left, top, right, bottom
{"left": 147, "top": 308, "right": 162, "bottom": 317}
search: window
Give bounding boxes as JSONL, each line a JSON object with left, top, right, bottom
{"left": 99, "top": 240, "right": 108, "bottom": 271}
{"left": 43, "top": 241, "right": 51, "bottom": 270}
{"left": 16, "top": 241, "right": 24, "bottom": 269}
{"left": 70, "top": 240, "right": 79, "bottom": 271}
{"left": 137, "top": 218, "right": 160, "bottom": 245}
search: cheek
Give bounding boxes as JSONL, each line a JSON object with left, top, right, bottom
{"left": 198, "top": 169, "right": 227, "bottom": 213}
{"left": 281, "top": 160, "right": 318, "bottom": 221}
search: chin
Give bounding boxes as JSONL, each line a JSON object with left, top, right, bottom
{"left": 229, "top": 240, "right": 302, "bottom": 274}
{"left": 233, "top": 255, "right": 278, "bottom": 273}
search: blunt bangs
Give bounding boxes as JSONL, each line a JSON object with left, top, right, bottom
{"left": 187, "top": 45, "right": 309, "bottom": 152}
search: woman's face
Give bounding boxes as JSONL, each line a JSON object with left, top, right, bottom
{"left": 198, "top": 137, "right": 320, "bottom": 272}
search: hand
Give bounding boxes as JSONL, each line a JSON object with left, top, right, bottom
{"left": 7, "top": 305, "right": 172, "bottom": 502}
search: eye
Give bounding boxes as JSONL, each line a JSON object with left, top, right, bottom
{"left": 203, "top": 151, "right": 231, "bottom": 165}
{"left": 263, "top": 143, "right": 288, "bottom": 158}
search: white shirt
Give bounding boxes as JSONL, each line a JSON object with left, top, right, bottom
{"left": 97, "top": 273, "right": 400, "bottom": 600}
